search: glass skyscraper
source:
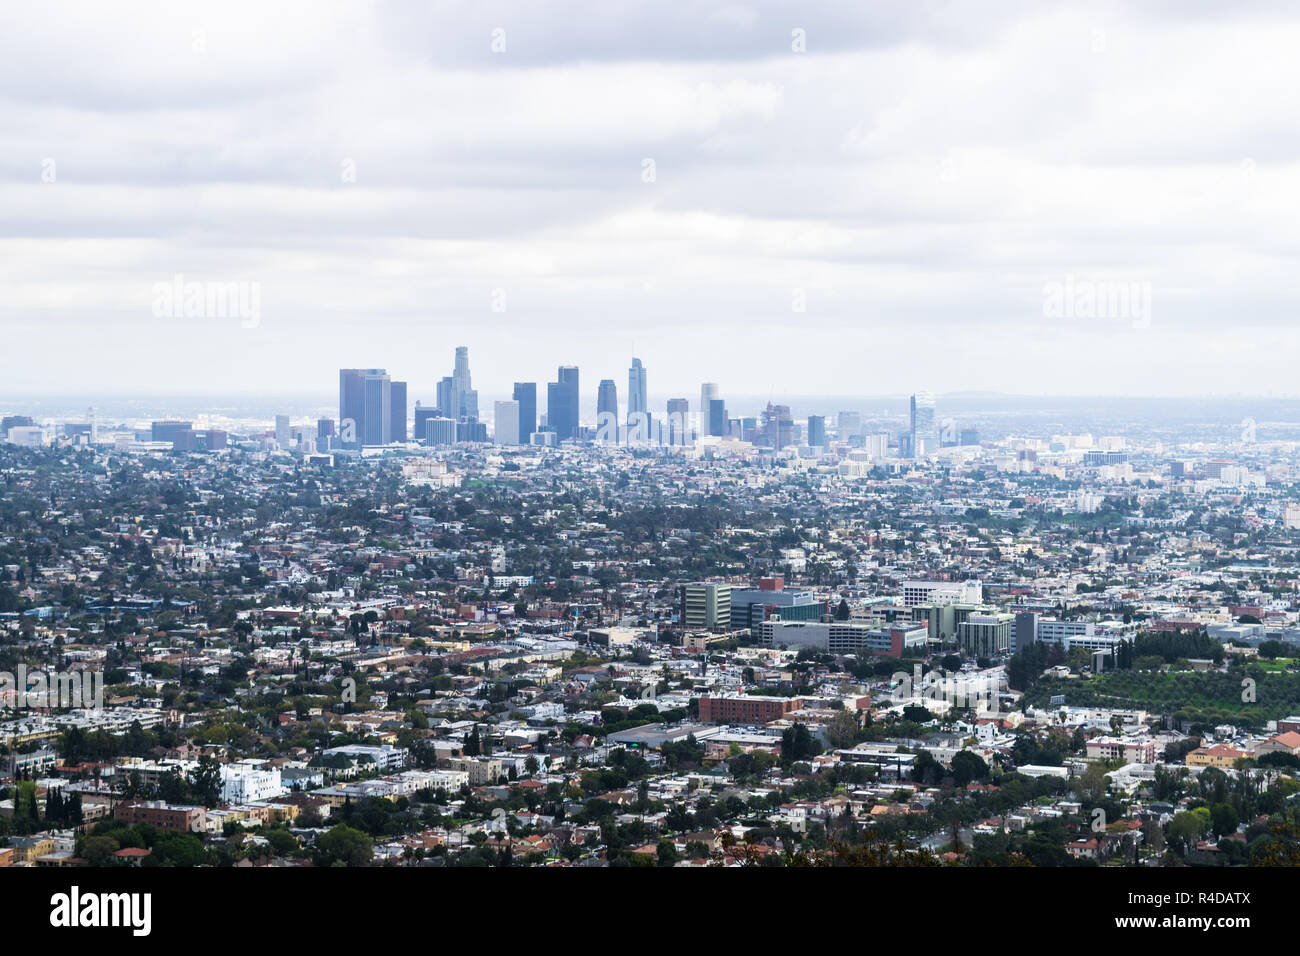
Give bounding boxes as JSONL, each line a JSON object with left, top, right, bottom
{"left": 628, "top": 357, "right": 647, "bottom": 423}
{"left": 548, "top": 366, "right": 579, "bottom": 441}
{"left": 512, "top": 382, "right": 537, "bottom": 443}
{"left": 339, "top": 368, "right": 405, "bottom": 448}
{"left": 597, "top": 379, "right": 618, "bottom": 418}
{"left": 448, "top": 346, "right": 478, "bottom": 421}
{"left": 910, "top": 391, "right": 936, "bottom": 457}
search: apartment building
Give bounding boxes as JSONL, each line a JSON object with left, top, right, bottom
{"left": 1084, "top": 736, "right": 1157, "bottom": 763}
{"left": 221, "top": 764, "right": 286, "bottom": 804}
{"left": 698, "top": 694, "right": 803, "bottom": 724}
{"left": 114, "top": 800, "right": 208, "bottom": 834}
{"left": 445, "top": 756, "right": 505, "bottom": 785}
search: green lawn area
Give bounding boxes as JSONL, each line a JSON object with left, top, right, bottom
{"left": 1023, "top": 666, "right": 1300, "bottom": 728}
{"left": 1250, "top": 657, "right": 1296, "bottom": 672}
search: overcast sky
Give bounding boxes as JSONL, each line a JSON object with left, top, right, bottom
{"left": 3, "top": 0, "right": 1299, "bottom": 403}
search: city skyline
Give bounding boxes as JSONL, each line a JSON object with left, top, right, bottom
{"left": 4, "top": 0, "right": 1296, "bottom": 910}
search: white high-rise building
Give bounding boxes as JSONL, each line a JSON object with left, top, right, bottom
{"left": 700, "top": 383, "right": 720, "bottom": 434}
{"left": 494, "top": 400, "right": 521, "bottom": 445}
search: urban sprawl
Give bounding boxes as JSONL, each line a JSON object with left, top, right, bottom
{"left": 3, "top": 349, "right": 1300, "bottom": 868}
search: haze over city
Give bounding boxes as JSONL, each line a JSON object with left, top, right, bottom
{"left": 4, "top": 0, "right": 1300, "bottom": 398}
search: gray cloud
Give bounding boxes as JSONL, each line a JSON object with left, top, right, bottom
{"left": 1, "top": 0, "right": 1298, "bottom": 400}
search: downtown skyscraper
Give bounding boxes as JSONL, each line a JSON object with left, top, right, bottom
{"left": 494, "top": 400, "right": 521, "bottom": 445}
{"left": 339, "top": 368, "right": 407, "bottom": 448}
{"left": 700, "top": 383, "right": 719, "bottom": 419}
{"left": 807, "top": 414, "right": 826, "bottom": 449}
{"left": 438, "top": 346, "right": 479, "bottom": 421}
{"left": 910, "top": 391, "right": 936, "bottom": 458}
{"left": 512, "top": 382, "right": 537, "bottom": 443}
{"left": 628, "top": 357, "right": 647, "bottom": 424}
{"left": 666, "top": 397, "right": 690, "bottom": 445}
{"left": 597, "top": 379, "right": 618, "bottom": 442}
{"left": 597, "top": 379, "right": 618, "bottom": 417}
{"left": 547, "top": 365, "right": 580, "bottom": 441}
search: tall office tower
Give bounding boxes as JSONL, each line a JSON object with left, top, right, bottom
{"left": 837, "top": 410, "right": 862, "bottom": 439}
{"left": 700, "top": 383, "right": 720, "bottom": 433}
{"left": 494, "top": 400, "right": 521, "bottom": 445}
{"left": 628, "top": 358, "right": 647, "bottom": 422}
{"left": 597, "top": 379, "right": 618, "bottom": 418}
{"left": 363, "top": 370, "right": 392, "bottom": 445}
{"left": 339, "top": 368, "right": 366, "bottom": 446}
{"left": 389, "top": 380, "right": 407, "bottom": 442}
{"left": 560, "top": 365, "right": 579, "bottom": 435}
{"left": 708, "top": 398, "right": 727, "bottom": 438}
{"left": 426, "top": 417, "right": 457, "bottom": 446}
{"left": 448, "top": 346, "right": 479, "bottom": 421}
{"left": 512, "top": 382, "right": 537, "bottom": 443}
{"left": 680, "top": 582, "right": 733, "bottom": 631}
{"left": 546, "top": 382, "right": 563, "bottom": 440}
{"left": 317, "top": 418, "right": 335, "bottom": 444}
{"left": 807, "top": 415, "right": 826, "bottom": 448}
{"left": 436, "top": 376, "right": 454, "bottom": 415}
{"left": 910, "top": 391, "right": 937, "bottom": 458}
{"left": 275, "top": 414, "right": 290, "bottom": 446}
{"left": 413, "top": 402, "right": 440, "bottom": 446}
{"left": 597, "top": 379, "right": 619, "bottom": 442}
{"left": 86, "top": 407, "right": 97, "bottom": 444}
{"left": 666, "top": 397, "right": 690, "bottom": 445}
{"left": 339, "top": 368, "right": 393, "bottom": 448}
{"left": 548, "top": 366, "right": 579, "bottom": 441}
{"left": 762, "top": 403, "right": 794, "bottom": 450}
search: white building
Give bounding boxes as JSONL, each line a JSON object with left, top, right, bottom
{"left": 220, "top": 764, "right": 285, "bottom": 804}
{"left": 902, "top": 580, "right": 983, "bottom": 608}
{"left": 321, "top": 744, "right": 409, "bottom": 772}
{"left": 494, "top": 400, "right": 521, "bottom": 445}
{"left": 5, "top": 426, "right": 47, "bottom": 447}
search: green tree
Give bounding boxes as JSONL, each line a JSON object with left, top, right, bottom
{"left": 316, "top": 824, "right": 374, "bottom": 867}
{"left": 190, "top": 755, "right": 223, "bottom": 808}
{"left": 656, "top": 839, "right": 679, "bottom": 867}
{"left": 826, "top": 710, "right": 860, "bottom": 750}
{"left": 949, "top": 751, "right": 989, "bottom": 787}
{"left": 1210, "top": 803, "right": 1239, "bottom": 839}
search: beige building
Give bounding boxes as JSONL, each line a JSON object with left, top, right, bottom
{"left": 446, "top": 756, "right": 504, "bottom": 785}
{"left": 1185, "top": 744, "right": 1248, "bottom": 769}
